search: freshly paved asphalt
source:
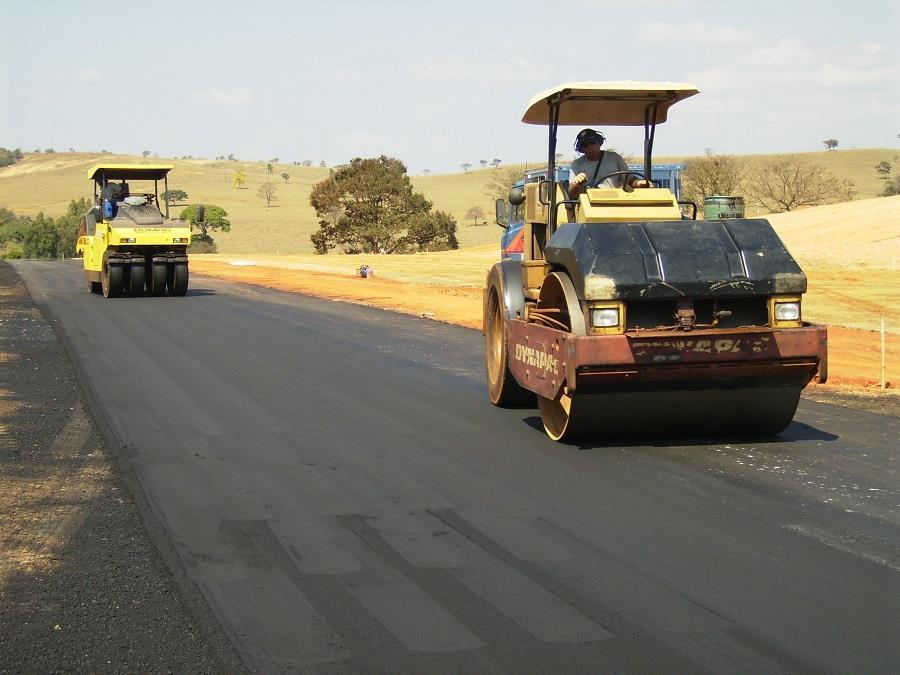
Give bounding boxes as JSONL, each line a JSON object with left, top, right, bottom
{"left": 13, "top": 259, "right": 899, "bottom": 674}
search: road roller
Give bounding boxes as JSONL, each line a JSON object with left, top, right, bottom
{"left": 483, "top": 82, "right": 827, "bottom": 441}
{"left": 76, "top": 164, "right": 198, "bottom": 298}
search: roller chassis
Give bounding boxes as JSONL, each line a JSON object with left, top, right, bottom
{"left": 77, "top": 164, "right": 192, "bottom": 298}
{"left": 484, "top": 82, "right": 828, "bottom": 441}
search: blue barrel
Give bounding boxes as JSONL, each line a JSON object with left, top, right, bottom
{"left": 703, "top": 195, "right": 745, "bottom": 220}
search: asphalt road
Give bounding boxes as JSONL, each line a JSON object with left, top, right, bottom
{"left": 12, "top": 259, "right": 900, "bottom": 674}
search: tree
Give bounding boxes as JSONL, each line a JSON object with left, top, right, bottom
{"left": 875, "top": 161, "right": 892, "bottom": 179}
{"left": 466, "top": 206, "right": 485, "bottom": 225}
{"left": 23, "top": 213, "right": 60, "bottom": 258}
{"left": 308, "top": 155, "right": 457, "bottom": 254}
{"left": 485, "top": 167, "right": 524, "bottom": 204}
{"left": 320, "top": 160, "right": 327, "bottom": 168}
{"left": 281, "top": 172, "right": 290, "bottom": 183}
{"left": 461, "top": 163, "right": 472, "bottom": 174}
{"left": 682, "top": 151, "right": 746, "bottom": 206}
{"left": 747, "top": 155, "right": 855, "bottom": 212}
{"left": 162, "top": 189, "right": 189, "bottom": 206}
{"left": 0, "top": 147, "right": 21, "bottom": 168}
{"left": 302, "top": 160, "right": 312, "bottom": 167}
{"left": 180, "top": 204, "right": 230, "bottom": 252}
{"left": 179, "top": 204, "right": 230, "bottom": 236}
{"left": 142, "top": 150, "right": 151, "bottom": 157}
{"left": 822, "top": 139, "right": 839, "bottom": 151}
{"left": 257, "top": 181, "right": 278, "bottom": 207}
{"left": 266, "top": 162, "right": 274, "bottom": 175}
{"left": 55, "top": 198, "right": 89, "bottom": 257}
{"left": 480, "top": 159, "right": 488, "bottom": 169}
{"left": 422, "top": 169, "right": 430, "bottom": 175}
{"left": 232, "top": 171, "right": 246, "bottom": 188}
{"left": 405, "top": 210, "right": 459, "bottom": 252}
{"left": 491, "top": 158, "right": 502, "bottom": 167}
{"left": 881, "top": 176, "right": 900, "bottom": 196}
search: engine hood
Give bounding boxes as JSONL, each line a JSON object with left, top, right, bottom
{"left": 546, "top": 219, "right": 807, "bottom": 301}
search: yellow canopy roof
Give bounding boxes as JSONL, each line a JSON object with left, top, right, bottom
{"left": 87, "top": 164, "right": 174, "bottom": 181}
{"left": 522, "top": 81, "right": 700, "bottom": 126}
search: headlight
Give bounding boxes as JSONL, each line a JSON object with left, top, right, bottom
{"left": 173, "top": 237, "right": 189, "bottom": 244}
{"left": 119, "top": 237, "right": 136, "bottom": 243}
{"left": 591, "top": 308, "right": 619, "bottom": 327}
{"left": 774, "top": 301, "right": 800, "bottom": 321}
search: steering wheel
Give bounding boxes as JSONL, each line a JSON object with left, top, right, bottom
{"left": 595, "top": 170, "right": 650, "bottom": 189}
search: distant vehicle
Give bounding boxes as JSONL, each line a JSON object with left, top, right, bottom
{"left": 76, "top": 164, "right": 200, "bottom": 298}
{"left": 484, "top": 81, "right": 827, "bottom": 441}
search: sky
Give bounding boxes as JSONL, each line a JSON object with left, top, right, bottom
{"left": 1, "top": 0, "right": 898, "bottom": 174}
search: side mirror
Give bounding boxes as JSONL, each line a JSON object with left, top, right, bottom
{"left": 495, "top": 198, "right": 508, "bottom": 229}
{"left": 508, "top": 187, "right": 525, "bottom": 206}
{"left": 196, "top": 205, "right": 206, "bottom": 223}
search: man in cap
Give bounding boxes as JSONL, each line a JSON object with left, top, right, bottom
{"left": 568, "top": 128, "right": 650, "bottom": 198}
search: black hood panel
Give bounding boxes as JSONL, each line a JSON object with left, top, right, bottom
{"left": 546, "top": 219, "right": 806, "bottom": 300}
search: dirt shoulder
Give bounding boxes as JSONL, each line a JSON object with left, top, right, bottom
{"left": 0, "top": 262, "right": 236, "bottom": 672}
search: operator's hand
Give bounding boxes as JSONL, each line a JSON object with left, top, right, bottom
{"left": 570, "top": 172, "right": 588, "bottom": 186}
{"left": 633, "top": 179, "right": 652, "bottom": 188}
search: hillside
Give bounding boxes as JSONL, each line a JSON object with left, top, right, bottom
{"left": 1, "top": 149, "right": 895, "bottom": 255}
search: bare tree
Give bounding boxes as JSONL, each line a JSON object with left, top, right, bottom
{"left": 466, "top": 206, "right": 485, "bottom": 225}
{"left": 461, "top": 163, "right": 472, "bottom": 174}
{"left": 822, "top": 139, "right": 839, "bottom": 151}
{"left": 681, "top": 151, "right": 746, "bottom": 206}
{"left": 257, "top": 180, "right": 279, "bottom": 207}
{"left": 747, "top": 155, "right": 855, "bottom": 212}
{"left": 485, "top": 167, "right": 524, "bottom": 203}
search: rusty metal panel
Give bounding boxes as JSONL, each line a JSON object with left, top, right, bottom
{"left": 507, "top": 321, "right": 568, "bottom": 399}
{"left": 508, "top": 320, "right": 826, "bottom": 396}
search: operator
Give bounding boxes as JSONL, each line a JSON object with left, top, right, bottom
{"left": 568, "top": 128, "right": 651, "bottom": 198}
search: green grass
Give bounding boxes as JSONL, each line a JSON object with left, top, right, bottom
{"left": 1, "top": 149, "right": 895, "bottom": 255}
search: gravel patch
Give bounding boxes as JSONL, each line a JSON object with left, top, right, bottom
{"left": 0, "top": 262, "right": 237, "bottom": 672}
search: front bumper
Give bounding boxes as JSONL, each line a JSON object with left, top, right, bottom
{"left": 507, "top": 321, "right": 827, "bottom": 399}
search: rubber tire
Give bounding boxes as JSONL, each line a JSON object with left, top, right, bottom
{"left": 168, "top": 262, "right": 188, "bottom": 297}
{"left": 101, "top": 254, "right": 123, "bottom": 298}
{"left": 485, "top": 283, "right": 535, "bottom": 407}
{"left": 148, "top": 262, "right": 167, "bottom": 296}
{"left": 129, "top": 262, "right": 146, "bottom": 297}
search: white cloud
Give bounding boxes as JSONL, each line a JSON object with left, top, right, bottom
{"left": 76, "top": 68, "right": 101, "bottom": 81}
{"left": 636, "top": 21, "right": 756, "bottom": 47}
{"left": 405, "top": 47, "right": 555, "bottom": 86}
{"left": 190, "top": 87, "right": 253, "bottom": 106}
{"left": 813, "top": 62, "right": 899, "bottom": 87}
{"left": 335, "top": 131, "right": 392, "bottom": 155}
{"left": 326, "top": 68, "right": 365, "bottom": 85}
{"left": 740, "top": 39, "right": 817, "bottom": 68}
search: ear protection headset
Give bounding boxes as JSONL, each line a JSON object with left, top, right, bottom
{"left": 574, "top": 128, "right": 606, "bottom": 153}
